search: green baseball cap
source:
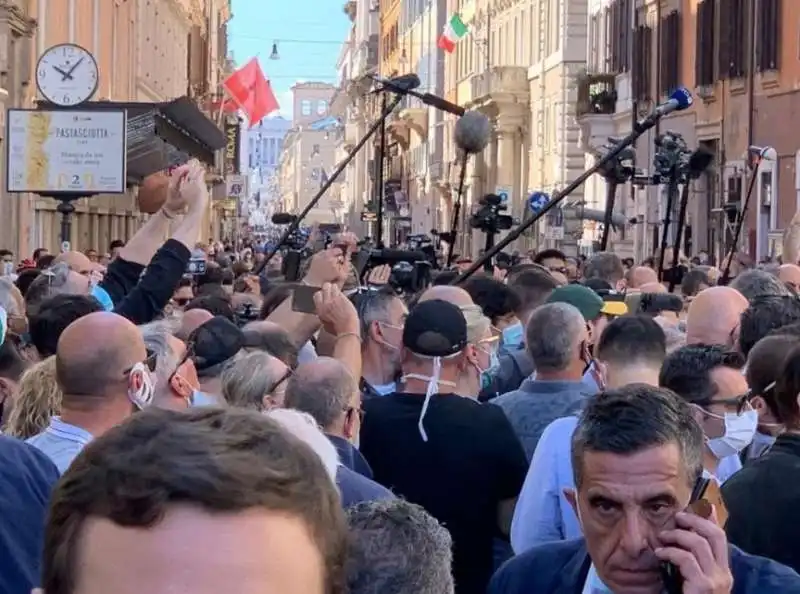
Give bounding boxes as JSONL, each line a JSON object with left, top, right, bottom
{"left": 546, "top": 284, "right": 605, "bottom": 321}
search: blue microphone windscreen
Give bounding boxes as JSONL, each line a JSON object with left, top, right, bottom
{"left": 669, "top": 87, "right": 693, "bottom": 110}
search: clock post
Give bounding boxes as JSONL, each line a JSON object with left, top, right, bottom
{"left": 30, "top": 43, "right": 111, "bottom": 248}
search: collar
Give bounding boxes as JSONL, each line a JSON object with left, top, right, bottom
{"left": 582, "top": 565, "right": 612, "bottom": 594}
{"left": 521, "top": 378, "right": 588, "bottom": 393}
{"left": 770, "top": 433, "right": 800, "bottom": 457}
{"left": 46, "top": 416, "right": 94, "bottom": 445}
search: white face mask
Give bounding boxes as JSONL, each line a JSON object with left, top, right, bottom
{"left": 401, "top": 357, "right": 457, "bottom": 442}
{"left": 706, "top": 409, "right": 758, "bottom": 459}
{"left": 372, "top": 382, "right": 396, "bottom": 396}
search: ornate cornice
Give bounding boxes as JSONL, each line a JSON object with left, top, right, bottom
{"left": 0, "top": 0, "right": 37, "bottom": 36}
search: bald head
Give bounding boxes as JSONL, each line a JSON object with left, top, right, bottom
{"left": 284, "top": 356, "right": 358, "bottom": 431}
{"left": 418, "top": 285, "right": 474, "bottom": 307}
{"left": 54, "top": 251, "right": 93, "bottom": 274}
{"left": 779, "top": 264, "right": 800, "bottom": 290}
{"left": 686, "top": 286, "right": 749, "bottom": 346}
{"left": 630, "top": 266, "right": 659, "bottom": 288}
{"left": 56, "top": 312, "right": 147, "bottom": 401}
{"left": 176, "top": 308, "right": 214, "bottom": 342}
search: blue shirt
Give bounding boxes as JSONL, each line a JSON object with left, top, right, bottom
{"left": 511, "top": 415, "right": 746, "bottom": 555}
{"left": 26, "top": 417, "right": 94, "bottom": 474}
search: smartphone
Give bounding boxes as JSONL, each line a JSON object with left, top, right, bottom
{"left": 660, "top": 477, "right": 711, "bottom": 594}
{"left": 291, "top": 284, "right": 321, "bottom": 314}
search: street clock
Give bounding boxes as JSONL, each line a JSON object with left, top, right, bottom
{"left": 36, "top": 43, "right": 99, "bottom": 107}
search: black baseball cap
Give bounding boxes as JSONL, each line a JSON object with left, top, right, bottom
{"left": 403, "top": 299, "right": 468, "bottom": 357}
{"left": 189, "top": 316, "right": 260, "bottom": 375}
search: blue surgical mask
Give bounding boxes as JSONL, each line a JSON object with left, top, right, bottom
{"left": 477, "top": 350, "right": 500, "bottom": 390}
{"left": 372, "top": 382, "right": 396, "bottom": 396}
{"left": 501, "top": 322, "right": 524, "bottom": 350}
{"left": 190, "top": 390, "right": 219, "bottom": 407}
{"left": 90, "top": 284, "right": 114, "bottom": 312}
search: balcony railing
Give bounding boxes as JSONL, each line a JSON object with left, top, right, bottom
{"left": 575, "top": 73, "right": 618, "bottom": 118}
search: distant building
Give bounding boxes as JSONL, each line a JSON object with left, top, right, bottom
{"left": 248, "top": 116, "right": 292, "bottom": 177}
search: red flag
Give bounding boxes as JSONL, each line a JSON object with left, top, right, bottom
{"left": 222, "top": 58, "right": 280, "bottom": 127}
{"left": 205, "top": 97, "right": 239, "bottom": 114}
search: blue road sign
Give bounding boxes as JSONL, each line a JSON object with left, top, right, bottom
{"left": 528, "top": 191, "right": 551, "bottom": 214}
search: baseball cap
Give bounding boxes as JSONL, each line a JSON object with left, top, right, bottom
{"left": 403, "top": 299, "right": 468, "bottom": 357}
{"left": 547, "top": 284, "right": 606, "bottom": 321}
{"left": 188, "top": 316, "right": 261, "bottom": 375}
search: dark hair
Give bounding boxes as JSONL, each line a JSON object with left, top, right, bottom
{"left": 29, "top": 294, "right": 103, "bottom": 358}
{"left": 249, "top": 326, "right": 299, "bottom": 368}
{"left": 0, "top": 249, "right": 12, "bottom": 259}
{"left": 596, "top": 315, "right": 666, "bottom": 368}
{"left": 768, "top": 321, "right": 800, "bottom": 338}
{"left": 260, "top": 284, "right": 292, "bottom": 319}
{"left": 221, "top": 268, "right": 235, "bottom": 285}
{"left": 14, "top": 268, "right": 42, "bottom": 297}
{"left": 583, "top": 252, "right": 625, "bottom": 283}
{"left": 185, "top": 295, "right": 235, "bottom": 322}
{"left": 196, "top": 266, "right": 224, "bottom": 287}
{"left": 109, "top": 239, "right": 125, "bottom": 250}
{"left": 739, "top": 296, "right": 800, "bottom": 357}
{"left": 507, "top": 268, "right": 559, "bottom": 316}
{"left": 432, "top": 270, "right": 459, "bottom": 286}
{"left": 176, "top": 277, "right": 193, "bottom": 289}
{"left": 571, "top": 384, "right": 704, "bottom": 488}
{"left": 746, "top": 335, "right": 799, "bottom": 421}
{"left": 659, "top": 344, "right": 745, "bottom": 404}
{"left": 462, "top": 275, "right": 521, "bottom": 325}
{"left": 773, "top": 345, "right": 800, "bottom": 428}
{"left": 37, "top": 254, "right": 55, "bottom": 269}
{"left": 32, "top": 248, "right": 48, "bottom": 262}
{"left": 533, "top": 249, "right": 567, "bottom": 265}
{"left": 681, "top": 269, "right": 710, "bottom": 297}
{"left": 43, "top": 407, "right": 347, "bottom": 594}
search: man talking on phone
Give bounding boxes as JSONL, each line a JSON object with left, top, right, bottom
{"left": 488, "top": 385, "right": 800, "bottom": 594}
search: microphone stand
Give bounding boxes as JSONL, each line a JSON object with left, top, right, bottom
{"left": 667, "top": 181, "right": 691, "bottom": 292}
{"left": 600, "top": 179, "right": 619, "bottom": 251}
{"left": 656, "top": 174, "right": 679, "bottom": 282}
{"left": 445, "top": 151, "right": 469, "bottom": 267}
{"left": 253, "top": 93, "right": 405, "bottom": 274}
{"left": 720, "top": 161, "right": 760, "bottom": 284}
{"left": 451, "top": 111, "right": 667, "bottom": 285}
{"left": 375, "top": 92, "right": 388, "bottom": 248}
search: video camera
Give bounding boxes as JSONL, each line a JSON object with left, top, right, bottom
{"left": 354, "top": 247, "right": 434, "bottom": 296}
{"left": 469, "top": 193, "right": 513, "bottom": 235}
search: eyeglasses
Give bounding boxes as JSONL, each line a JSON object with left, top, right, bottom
{"left": 698, "top": 392, "right": 753, "bottom": 415}
{"left": 124, "top": 349, "right": 158, "bottom": 375}
{"left": 346, "top": 405, "right": 365, "bottom": 423}
{"left": 173, "top": 298, "right": 192, "bottom": 308}
{"left": 268, "top": 367, "right": 293, "bottom": 396}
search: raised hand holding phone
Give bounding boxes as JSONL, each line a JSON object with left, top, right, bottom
{"left": 656, "top": 506, "right": 733, "bottom": 594}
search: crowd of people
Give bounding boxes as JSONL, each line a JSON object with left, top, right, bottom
{"left": 2, "top": 160, "right": 800, "bottom": 593}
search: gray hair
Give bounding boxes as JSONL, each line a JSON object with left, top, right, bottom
{"left": 284, "top": 358, "right": 356, "bottom": 430}
{"left": 583, "top": 252, "right": 624, "bottom": 284}
{"left": 356, "top": 290, "right": 402, "bottom": 342}
{"left": 571, "top": 384, "right": 704, "bottom": 489}
{"left": 25, "top": 263, "right": 77, "bottom": 316}
{"left": 221, "top": 351, "right": 282, "bottom": 410}
{"left": 0, "top": 277, "right": 22, "bottom": 317}
{"left": 525, "top": 302, "right": 585, "bottom": 372}
{"left": 140, "top": 319, "right": 181, "bottom": 384}
{"left": 730, "top": 269, "right": 791, "bottom": 301}
{"left": 346, "top": 499, "right": 454, "bottom": 594}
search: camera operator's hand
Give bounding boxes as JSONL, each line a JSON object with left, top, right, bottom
{"left": 314, "top": 283, "right": 359, "bottom": 336}
{"left": 304, "top": 248, "right": 348, "bottom": 287}
{"left": 493, "top": 266, "right": 508, "bottom": 282}
{"left": 334, "top": 231, "right": 359, "bottom": 255}
{"left": 367, "top": 264, "right": 391, "bottom": 286}
{"left": 655, "top": 509, "right": 733, "bottom": 594}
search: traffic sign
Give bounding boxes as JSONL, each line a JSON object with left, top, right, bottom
{"left": 495, "top": 186, "right": 512, "bottom": 204}
{"left": 528, "top": 191, "right": 551, "bottom": 214}
{"left": 360, "top": 211, "right": 377, "bottom": 222}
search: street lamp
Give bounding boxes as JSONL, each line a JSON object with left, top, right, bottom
{"left": 269, "top": 42, "right": 280, "bottom": 60}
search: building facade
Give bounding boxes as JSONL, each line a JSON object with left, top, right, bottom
{"left": 330, "top": 0, "right": 379, "bottom": 236}
{"left": 276, "top": 82, "right": 339, "bottom": 224}
{"left": 580, "top": 0, "right": 799, "bottom": 263}
{"left": 0, "top": 0, "right": 230, "bottom": 256}
{"left": 247, "top": 116, "right": 291, "bottom": 177}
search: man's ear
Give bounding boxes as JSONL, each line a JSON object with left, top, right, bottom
{"left": 564, "top": 487, "right": 579, "bottom": 523}
{"left": 169, "top": 374, "right": 193, "bottom": 400}
{"left": 0, "top": 377, "right": 16, "bottom": 404}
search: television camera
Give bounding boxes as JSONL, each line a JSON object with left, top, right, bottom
{"left": 469, "top": 193, "right": 514, "bottom": 235}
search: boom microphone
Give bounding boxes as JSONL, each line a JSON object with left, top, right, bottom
{"left": 271, "top": 213, "right": 297, "bottom": 225}
{"left": 748, "top": 145, "right": 777, "bottom": 162}
{"left": 454, "top": 111, "right": 492, "bottom": 154}
{"left": 654, "top": 87, "right": 694, "bottom": 118}
{"left": 573, "top": 207, "right": 630, "bottom": 229}
{"left": 369, "top": 73, "right": 422, "bottom": 92}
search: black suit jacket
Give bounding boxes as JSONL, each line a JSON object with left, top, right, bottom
{"left": 488, "top": 538, "right": 800, "bottom": 594}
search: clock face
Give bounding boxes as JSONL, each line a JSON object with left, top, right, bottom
{"left": 36, "top": 43, "right": 99, "bottom": 107}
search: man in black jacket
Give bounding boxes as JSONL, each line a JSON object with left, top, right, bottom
{"left": 490, "top": 385, "right": 800, "bottom": 594}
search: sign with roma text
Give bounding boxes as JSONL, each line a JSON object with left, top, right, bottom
{"left": 224, "top": 118, "right": 241, "bottom": 175}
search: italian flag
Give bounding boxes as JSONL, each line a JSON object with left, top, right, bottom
{"left": 437, "top": 14, "right": 468, "bottom": 53}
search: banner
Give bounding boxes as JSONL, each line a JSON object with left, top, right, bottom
{"left": 224, "top": 118, "right": 241, "bottom": 175}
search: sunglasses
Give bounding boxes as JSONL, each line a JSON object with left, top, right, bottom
{"left": 124, "top": 349, "right": 158, "bottom": 376}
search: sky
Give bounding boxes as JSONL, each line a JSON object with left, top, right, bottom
{"left": 228, "top": 0, "right": 351, "bottom": 121}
